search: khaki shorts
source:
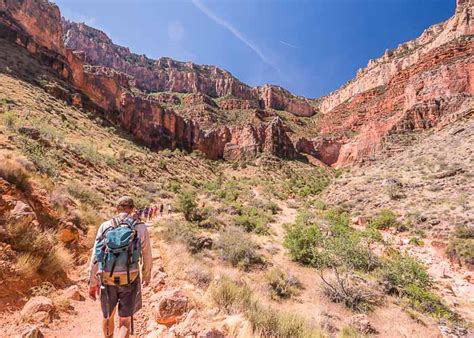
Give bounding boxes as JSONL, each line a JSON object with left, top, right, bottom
{"left": 100, "top": 277, "right": 142, "bottom": 318}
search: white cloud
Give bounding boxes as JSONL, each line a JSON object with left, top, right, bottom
{"left": 191, "top": 0, "right": 273, "bottom": 66}
{"left": 279, "top": 40, "right": 298, "bottom": 49}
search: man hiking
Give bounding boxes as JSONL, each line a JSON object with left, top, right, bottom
{"left": 89, "top": 196, "right": 153, "bottom": 338}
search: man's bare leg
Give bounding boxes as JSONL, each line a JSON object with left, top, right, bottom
{"left": 118, "top": 317, "right": 131, "bottom": 338}
{"left": 102, "top": 307, "right": 116, "bottom": 338}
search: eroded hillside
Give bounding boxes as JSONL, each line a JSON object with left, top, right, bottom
{"left": 0, "top": 0, "right": 473, "bottom": 337}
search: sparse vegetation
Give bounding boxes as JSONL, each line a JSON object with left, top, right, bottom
{"left": 265, "top": 268, "right": 301, "bottom": 300}
{"left": 210, "top": 277, "right": 322, "bottom": 337}
{"left": 369, "top": 209, "right": 398, "bottom": 230}
{"left": 5, "top": 218, "right": 72, "bottom": 278}
{"left": 216, "top": 227, "right": 265, "bottom": 270}
{"left": 380, "top": 253, "right": 452, "bottom": 318}
{"left": 0, "top": 158, "right": 31, "bottom": 192}
{"left": 234, "top": 205, "right": 272, "bottom": 234}
{"left": 177, "top": 190, "right": 197, "bottom": 221}
{"left": 67, "top": 181, "right": 102, "bottom": 207}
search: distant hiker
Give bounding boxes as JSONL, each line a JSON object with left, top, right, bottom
{"left": 159, "top": 204, "right": 164, "bottom": 217}
{"left": 167, "top": 203, "right": 172, "bottom": 215}
{"left": 88, "top": 196, "right": 153, "bottom": 338}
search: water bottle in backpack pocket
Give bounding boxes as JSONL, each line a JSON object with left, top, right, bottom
{"left": 95, "top": 216, "right": 141, "bottom": 286}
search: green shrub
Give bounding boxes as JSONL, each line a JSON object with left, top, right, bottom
{"left": 381, "top": 253, "right": 431, "bottom": 292}
{"left": 177, "top": 190, "right": 197, "bottom": 221}
{"left": 369, "top": 209, "right": 398, "bottom": 230}
{"left": 234, "top": 206, "right": 272, "bottom": 234}
{"left": 454, "top": 224, "right": 474, "bottom": 239}
{"left": 19, "top": 138, "right": 60, "bottom": 177}
{"left": 169, "top": 180, "right": 181, "bottom": 193}
{"left": 447, "top": 238, "right": 474, "bottom": 267}
{"left": 265, "top": 268, "right": 301, "bottom": 300}
{"left": 284, "top": 211, "right": 378, "bottom": 271}
{"left": 210, "top": 276, "right": 252, "bottom": 313}
{"left": 286, "top": 168, "right": 330, "bottom": 197}
{"left": 1, "top": 111, "right": 17, "bottom": 129}
{"left": 72, "top": 143, "right": 103, "bottom": 165}
{"left": 380, "top": 253, "right": 451, "bottom": 318}
{"left": 210, "top": 277, "right": 322, "bottom": 338}
{"left": 283, "top": 211, "right": 323, "bottom": 266}
{"left": 217, "top": 227, "right": 264, "bottom": 270}
{"left": 67, "top": 181, "right": 102, "bottom": 207}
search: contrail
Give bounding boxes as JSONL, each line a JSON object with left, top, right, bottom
{"left": 279, "top": 40, "right": 298, "bottom": 49}
{"left": 191, "top": 0, "right": 273, "bottom": 66}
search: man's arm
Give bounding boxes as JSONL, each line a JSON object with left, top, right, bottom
{"left": 138, "top": 223, "right": 153, "bottom": 285}
{"left": 88, "top": 223, "right": 105, "bottom": 287}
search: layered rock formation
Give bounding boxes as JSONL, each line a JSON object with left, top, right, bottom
{"left": 0, "top": 0, "right": 301, "bottom": 161}
{"left": 0, "top": 0, "right": 472, "bottom": 166}
{"left": 308, "top": 0, "right": 474, "bottom": 166}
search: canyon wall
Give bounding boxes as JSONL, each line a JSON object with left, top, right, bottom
{"left": 0, "top": 0, "right": 300, "bottom": 161}
{"left": 1, "top": 0, "right": 472, "bottom": 167}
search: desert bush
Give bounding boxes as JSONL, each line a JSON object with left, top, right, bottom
{"left": 284, "top": 211, "right": 323, "bottom": 265}
{"left": 454, "top": 224, "right": 474, "bottom": 239}
{"left": 210, "top": 277, "right": 322, "bottom": 338}
{"left": 0, "top": 159, "right": 31, "bottom": 192}
{"left": 369, "top": 209, "right": 398, "bottom": 230}
{"left": 72, "top": 143, "right": 103, "bottom": 165}
{"left": 265, "top": 268, "right": 301, "bottom": 300}
{"left": 320, "top": 268, "right": 382, "bottom": 312}
{"left": 168, "top": 180, "right": 181, "bottom": 193}
{"left": 447, "top": 238, "right": 474, "bottom": 267}
{"left": 19, "top": 138, "right": 60, "bottom": 177}
{"left": 285, "top": 211, "right": 378, "bottom": 271}
{"left": 380, "top": 253, "right": 452, "bottom": 318}
{"left": 1, "top": 111, "right": 17, "bottom": 129}
{"left": 216, "top": 180, "right": 240, "bottom": 202}
{"left": 286, "top": 168, "right": 330, "bottom": 197}
{"left": 176, "top": 190, "right": 197, "bottom": 221}
{"left": 6, "top": 219, "right": 72, "bottom": 277}
{"left": 216, "top": 227, "right": 264, "bottom": 270}
{"left": 234, "top": 206, "right": 272, "bottom": 234}
{"left": 186, "top": 264, "right": 213, "bottom": 288}
{"left": 210, "top": 276, "right": 252, "bottom": 313}
{"left": 161, "top": 219, "right": 198, "bottom": 248}
{"left": 67, "top": 181, "right": 102, "bottom": 207}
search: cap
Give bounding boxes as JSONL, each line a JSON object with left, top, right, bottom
{"left": 116, "top": 196, "right": 134, "bottom": 208}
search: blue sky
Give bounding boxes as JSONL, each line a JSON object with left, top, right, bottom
{"left": 54, "top": 0, "right": 455, "bottom": 98}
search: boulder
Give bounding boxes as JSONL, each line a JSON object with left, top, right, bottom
{"left": 21, "top": 296, "right": 54, "bottom": 321}
{"left": 21, "top": 327, "right": 44, "bottom": 338}
{"left": 349, "top": 314, "right": 378, "bottom": 334}
{"left": 63, "top": 285, "right": 83, "bottom": 301}
{"left": 152, "top": 289, "right": 188, "bottom": 326}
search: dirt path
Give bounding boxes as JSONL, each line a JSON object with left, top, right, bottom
{"left": 38, "top": 217, "right": 167, "bottom": 337}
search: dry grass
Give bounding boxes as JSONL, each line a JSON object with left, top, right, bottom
{"left": 0, "top": 157, "right": 31, "bottom": 192}
{"left": 6, "top": 218, "right": 73, "bottom": 278}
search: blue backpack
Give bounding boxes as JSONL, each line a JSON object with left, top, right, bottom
{"left": 95, "top": 216, "right": 141, "bottom": 285}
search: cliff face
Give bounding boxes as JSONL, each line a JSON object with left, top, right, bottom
{"left": 310, "top": 0, "right": 474, "bottom": 166}
{"left": 0, "top": 0, "right": 300, "bottom": 161}
{"left": 62, "top": 20, "right": 316, "bottom": 117}
{"left": 0, "top": 0, "right": 472, "bottom": 167}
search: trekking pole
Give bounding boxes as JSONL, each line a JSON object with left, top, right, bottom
{"left": 101, "top": 274, "right": 111, "bottom": 337}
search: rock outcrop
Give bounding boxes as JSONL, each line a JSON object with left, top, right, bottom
{"left": 1, "top": 0, "right": 472, "bottom": 166}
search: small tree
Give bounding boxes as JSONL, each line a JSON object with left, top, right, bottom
{"left": 177, "top": 190, "right": 197, "bottom": 221}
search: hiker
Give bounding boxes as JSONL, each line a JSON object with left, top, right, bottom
{"left": 167, "top": 203, "right": 172, "bottom": 215}
{"left": 88, "top": 196, "right": 153, "bottom": 338}
{"left": 159, "top": 203, "right": 164, "bottom": 217}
